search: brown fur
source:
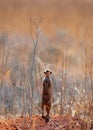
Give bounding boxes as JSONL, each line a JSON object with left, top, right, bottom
{"left": 42, "top": 77, "right": 52, "bottom": 119}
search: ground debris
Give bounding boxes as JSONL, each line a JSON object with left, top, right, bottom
{"left": 0, "top": 115, "right": 87, "bottom": 130}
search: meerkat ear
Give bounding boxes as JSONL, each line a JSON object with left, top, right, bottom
{"left": 50, "top": 72, "right": 52, "bottom": 74}
{"left": 44, "top": 72, "right": 46, "bottom": 74}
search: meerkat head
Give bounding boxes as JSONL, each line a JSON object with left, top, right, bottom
{"left": 44, "top": 69, "right": 52, "bottom": 76}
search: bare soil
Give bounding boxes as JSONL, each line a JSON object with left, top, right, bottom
{"left": 0, "top": 115, "right": 87, "bottom": 130}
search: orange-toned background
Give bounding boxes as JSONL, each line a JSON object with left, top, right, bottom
{"left": 0, "top": 0, "right": 93, "bottom": 77}
{"left": 0, "top": 0, "right": 93, "bottom": 40}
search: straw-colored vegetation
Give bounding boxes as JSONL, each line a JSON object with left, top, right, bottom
{"left": 0, "top": 17, "right": 92, "bottom": 130}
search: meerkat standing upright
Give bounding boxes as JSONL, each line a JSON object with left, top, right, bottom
{"left": 41, "top": 69, "right": 52, "bottom": 123}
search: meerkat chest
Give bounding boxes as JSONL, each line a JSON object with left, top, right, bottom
{"left": 43, "top": 78, "right": 52, "bottom": 94}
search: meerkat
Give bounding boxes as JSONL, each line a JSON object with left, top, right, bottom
{"left": 41, "top": 69, "right": 52, "bottom": 123}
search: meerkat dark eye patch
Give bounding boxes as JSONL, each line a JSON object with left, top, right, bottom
{"left": 44, "top": 69, "right": 52, "bottom": 74}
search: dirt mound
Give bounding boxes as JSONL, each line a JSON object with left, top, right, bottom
{"left": 0, "top": 115, "right": 87, "bottom": 130}
{"left": 0, "top": 119, "right": 10, "bottom": 130}
{"left": 6, "top": 116, "right": 32, "bottom": 130}
{"left": 32, "top": 115, "right": 87, "bottom": 130}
